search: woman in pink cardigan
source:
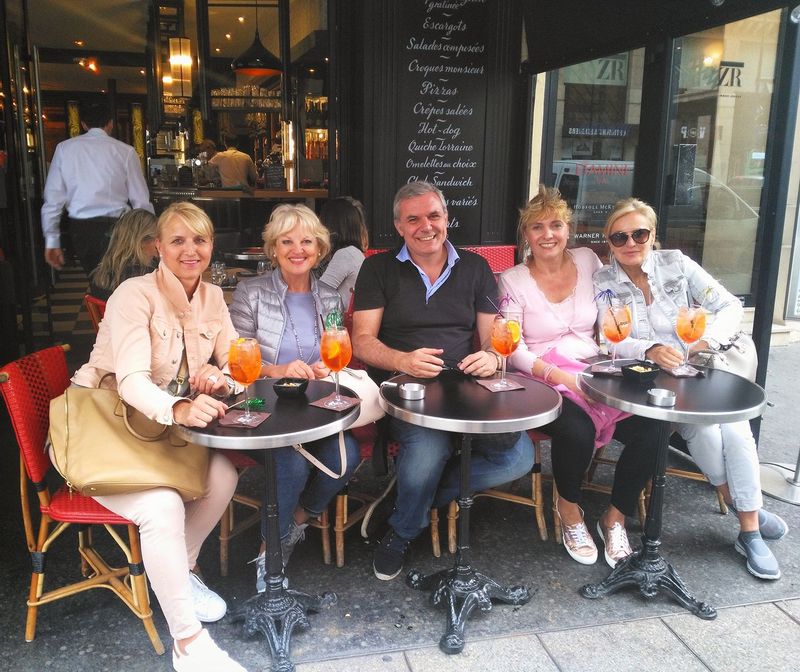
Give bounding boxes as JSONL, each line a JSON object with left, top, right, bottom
{"left": 498, "top": 186, "right": 658, "bottom": 569}
{"left": 72, "top": 202, "right": 246, "bottom": 672}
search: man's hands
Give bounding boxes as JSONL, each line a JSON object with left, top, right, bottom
{"left": 397, "top": 348, "right": 499, "bottom": 378}
{"left": 45, "top": 248, "right": 65, "bottom": 270}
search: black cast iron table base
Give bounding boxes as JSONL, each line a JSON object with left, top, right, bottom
{"left": 231, "top": 583, "right": 337, "bottom": 672}
{"left": 229, "top": 447, "right": 337, "bottom": 672}
{"left": 579, "top": 419, "right": 717, "bottom": 620}
{"left": 407, "top": 436, "right": 532, "bottom": 655}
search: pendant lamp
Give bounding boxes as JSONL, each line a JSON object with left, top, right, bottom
{"left": 231, "top": 0, "right": 282, "bottom": 77}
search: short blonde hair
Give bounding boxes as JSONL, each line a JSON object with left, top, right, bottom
{"left": 517, "top": 184, "right": 572, "bottom": 253}
{"left": 262, "top": 203, "right": 331, "bottom": 262}
{"left": 604, "top": 198, "right": 657, "bottom": 238}
{"left": 157, "top": 201, "right": 215, "bottom": 241}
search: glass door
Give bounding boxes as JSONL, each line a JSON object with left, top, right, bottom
{"left": 660, "top": 10, "right": 781, "bottom": 303}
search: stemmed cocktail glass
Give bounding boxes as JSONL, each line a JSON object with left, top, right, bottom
{"left": 490, "top": 310, "right": 522, "bottom": 390}
{"left": 320, "top": 326, "right": 353, "bottom": 410}
{"left": 595, "top": 301, "right": 632, "bottom": 374}
{"left": 228, "top": 337, "right": 262, "bottom": 423}
{"left": 673, "top": 305, "right": 706, "bottom": 375}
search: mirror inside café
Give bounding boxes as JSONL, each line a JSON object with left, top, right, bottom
{"left": 31, "top": 0, "right": 330, "bottom": 196}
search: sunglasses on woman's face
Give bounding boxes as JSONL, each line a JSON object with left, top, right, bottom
{"left": 608, "top": 228, "right": 651, "bottom": 247}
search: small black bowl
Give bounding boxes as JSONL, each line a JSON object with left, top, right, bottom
{"left": 273, "top": 377, "right": 309, "bottom": 398}
{"left": 621, "top": 361, "right": 661, "bottom": 384}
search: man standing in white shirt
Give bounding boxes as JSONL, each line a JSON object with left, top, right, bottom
{"left": 41, "top": 103, "right": 154, "bottom": 271}
{"left": 208, "top": 138, "right": 257, "bottom": 189}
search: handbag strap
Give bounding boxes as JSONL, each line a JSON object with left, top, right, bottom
{"left": 292, "top": 431, "right": 348, "bottom": 479}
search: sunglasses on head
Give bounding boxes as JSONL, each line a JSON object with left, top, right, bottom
{"left": 608, "top": 228, "right": 651, "bottom": 247}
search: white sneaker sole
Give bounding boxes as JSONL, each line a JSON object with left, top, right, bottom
{"left": 373, "top": 563, "right": 402, "bottom": 581}
{"left": 560, "top": 530, "right": 597, "bottom": 565}
{"left": 734, "top": 540, "right": 781, "bottom": 580}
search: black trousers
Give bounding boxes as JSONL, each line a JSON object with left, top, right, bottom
{"left": 538, "top": 397, "right": 658, "bottom": 517}
{"left": 67, "top": 216, "right": 116, "bottom": 274}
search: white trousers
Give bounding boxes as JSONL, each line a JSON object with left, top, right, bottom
{"left": 676, "top": 421, "right": 762, "bottom": 512}
{"left": 94, "top": 451, "right": 238, "bottom": 640}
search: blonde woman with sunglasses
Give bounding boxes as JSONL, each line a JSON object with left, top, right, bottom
{"left": 594, "top": 197, "right": 788, "bottom": 581}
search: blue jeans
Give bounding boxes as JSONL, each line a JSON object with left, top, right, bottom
{"left": 388, "top": 418, "right": 535, "bottom": 540}
{"left": 262, "top": 430, "right": 360, "bottom": 540}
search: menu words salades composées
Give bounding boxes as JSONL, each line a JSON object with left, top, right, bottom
{"left": 397, "top": 0, "right": 488, "bottom": 236}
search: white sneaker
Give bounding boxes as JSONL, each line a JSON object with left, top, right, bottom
{"left": 173, "top": 629, "right": 247, "bottom": 672}
{"left": 189, "top": 572, "right": 227, "bottom": 623}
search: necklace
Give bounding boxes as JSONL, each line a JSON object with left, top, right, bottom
{"left": 284, "top": 296, "right": 319, "bottom": 363}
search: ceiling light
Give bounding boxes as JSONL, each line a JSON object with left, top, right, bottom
{"left": 140, "top": 69, "right": 145, "bottom": 75}
{"left": 73, "top": 39, "right": 85, "bottom": 47}
{"left": 215, "top": 47, "right": 221, "bottom": 53}
{"left": 238, "top": 16, "right": 245, "bottom": 23}
{"left": 232, "top": 0, "right": 282, "bottom": 78}
{"left": 225, "top": 33, "right": 232, "bottom": 40}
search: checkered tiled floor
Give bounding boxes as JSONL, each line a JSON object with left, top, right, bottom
{"left": 31, "top": 264, "right": 96, "bottom": 339}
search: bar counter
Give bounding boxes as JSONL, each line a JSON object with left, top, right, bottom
{"left": 151, "top": 187, "right": 329, "bottom": 246}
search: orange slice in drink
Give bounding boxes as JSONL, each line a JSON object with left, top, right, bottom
{"left": 326, "top": 341, "right": 341, "bottom": 360}
{"left": 508, "top": 320, "right": 521, "bottom": 344}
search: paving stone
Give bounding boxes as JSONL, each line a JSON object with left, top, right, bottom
{"left": 296, "top": 652, "right": 410, "bottom": 671}
{"left": 779, "top": 597, "right": 800, "bottom": 622}
{"left": 663, "top": 603, "right": 800, "bottom": 672}
{"left": 405, "top": 634, "right": 558, "bottom": 672}
{"left": 539, "top": 619, "right": 705, "bottom": 672}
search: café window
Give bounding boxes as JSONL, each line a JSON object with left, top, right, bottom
{"left": 660, "top": 10, "right": 781, "bottom": 303}
{"left": 545, "top": 49, "right": 644, "bottom": 255}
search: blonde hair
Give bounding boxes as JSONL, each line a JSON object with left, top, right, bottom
{"left": 262, "top": 203, "right": 331, "bottom": 263}
{"left": 90, "top": 209, "right": 157, "bottom": 291}
{"left": 517, "top": 184, "right": 572, "bottom": 255}
{"left": 157, "top": 201, "right": 215, "bottom": 241}
{"left": 604, "top": 197, "right": 657, "bottom": 238}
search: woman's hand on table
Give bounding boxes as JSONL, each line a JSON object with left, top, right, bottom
{"left": 173, "top": 395, "right": 227, "bottom": 428}
{"left": 190, "top": 364, "right": 229, "bottom": 396}
{"left": 399, "top": 348, "right": 445, "bottom": 378}
{"left": 276, "top": 359, "right": 316, "bottom": 379}
{"left": 311, "top": 361, "right": 331, "bottom": 379}
{"left": 645, "top": 344, "right": 684, "bottom": 370}
{"left": 458, "top": 350, "right": 497, "bottom": 378}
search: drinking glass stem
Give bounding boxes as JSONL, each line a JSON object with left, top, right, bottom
{"left": 500, "top": 355, "right": 507, "bottom": 384}
{"left": 241, "top": 385, "right": 251, "bottom": 420}
{"left": 333, "top": 371, "right": 341, "bottom": 401}
{"left": 611, "top": 344, "right": 617, "bottom": 369}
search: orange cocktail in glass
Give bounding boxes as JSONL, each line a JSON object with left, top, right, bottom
{"left": 229, "top": 337, "right": 262, "bottom": 423}
{"left": 674, "top": 306, "right": 706, "bottom": 375}
{"left": 320, "top": 326, "right": 352, "bottom": 409}
{"left": 490, "top": 312, "right": 522, "bottom": 390}
{"left": 596, "top": 303, "right": 632, "bottom": 373}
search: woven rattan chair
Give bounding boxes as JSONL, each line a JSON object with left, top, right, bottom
{"left": 0, "top": 344, "right": 164, "bottom": 655}
{"left": 84, "top": 294, "right": 107, "bottom": 332}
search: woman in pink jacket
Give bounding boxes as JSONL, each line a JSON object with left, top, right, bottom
{"left": 72, "top": 202, "right": 246, "bottom": 672}
{"left": 498, "top": 186, "right": 658, "bottom": 570}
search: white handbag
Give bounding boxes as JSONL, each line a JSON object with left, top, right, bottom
{"left": 292, "top": 368, "right": 385, "bottom": 479}
{"left": 690, "top": 332, "right": 758, "bottom": 382}
{"left": 322, "top": 367, "right": 385, "bottom": 428}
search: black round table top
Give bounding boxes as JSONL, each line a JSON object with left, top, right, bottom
{"left": 577, "top": 363, "right": 767, "bottom": 424}
{"left": 379, "top": 370, "right": 561, "bottom": 434}
{"left": 173, "top": 378, "right": 359, "bottom": 450}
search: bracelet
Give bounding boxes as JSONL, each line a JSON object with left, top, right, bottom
{"left": 540, "top": 364, "right": 555, "bottom": 383}
{"left": 487, "top": 350, "right": 502, "bottom": 371}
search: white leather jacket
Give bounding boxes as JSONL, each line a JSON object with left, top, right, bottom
{"left": 592, "top": 249, "right": 744, "bottom": 361}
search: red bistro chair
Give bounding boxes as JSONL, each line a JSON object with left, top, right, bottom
{"left": 84, "top": 294, "right": 107, "bottom": 333}
{"left": 0, "top": 345, "right": 164, "bottom": 655}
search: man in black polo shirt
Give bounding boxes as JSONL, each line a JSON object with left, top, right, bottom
{"left": 352, "top": 181, "right": 534, "bottom": 580}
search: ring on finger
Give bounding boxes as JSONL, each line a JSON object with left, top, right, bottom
{"left": 208, "top": 374, "right": 219, "bottom": 384}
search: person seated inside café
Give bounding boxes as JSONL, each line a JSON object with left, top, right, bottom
{"left": 208, "top": 136, "right": 257, "bottom": 188}
{"left": 88, "top": 208, "right": 158, "bottom": 301}
{"left": 351, "top": 180, "right": 535, "bottom": 581}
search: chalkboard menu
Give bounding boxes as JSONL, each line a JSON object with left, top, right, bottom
{"left": 396, "top": 0, "right": 489, "bottom": 242}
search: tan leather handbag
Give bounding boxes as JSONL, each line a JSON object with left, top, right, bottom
{"left": 48, "top": 385, "right": 210, "bottom": 501}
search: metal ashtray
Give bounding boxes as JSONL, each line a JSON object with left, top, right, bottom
{"left": 647, "top": 388, "right": 676, "bottom": 407}
{"left": 381, "top": 381, "right": 426, "bottom": 400}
